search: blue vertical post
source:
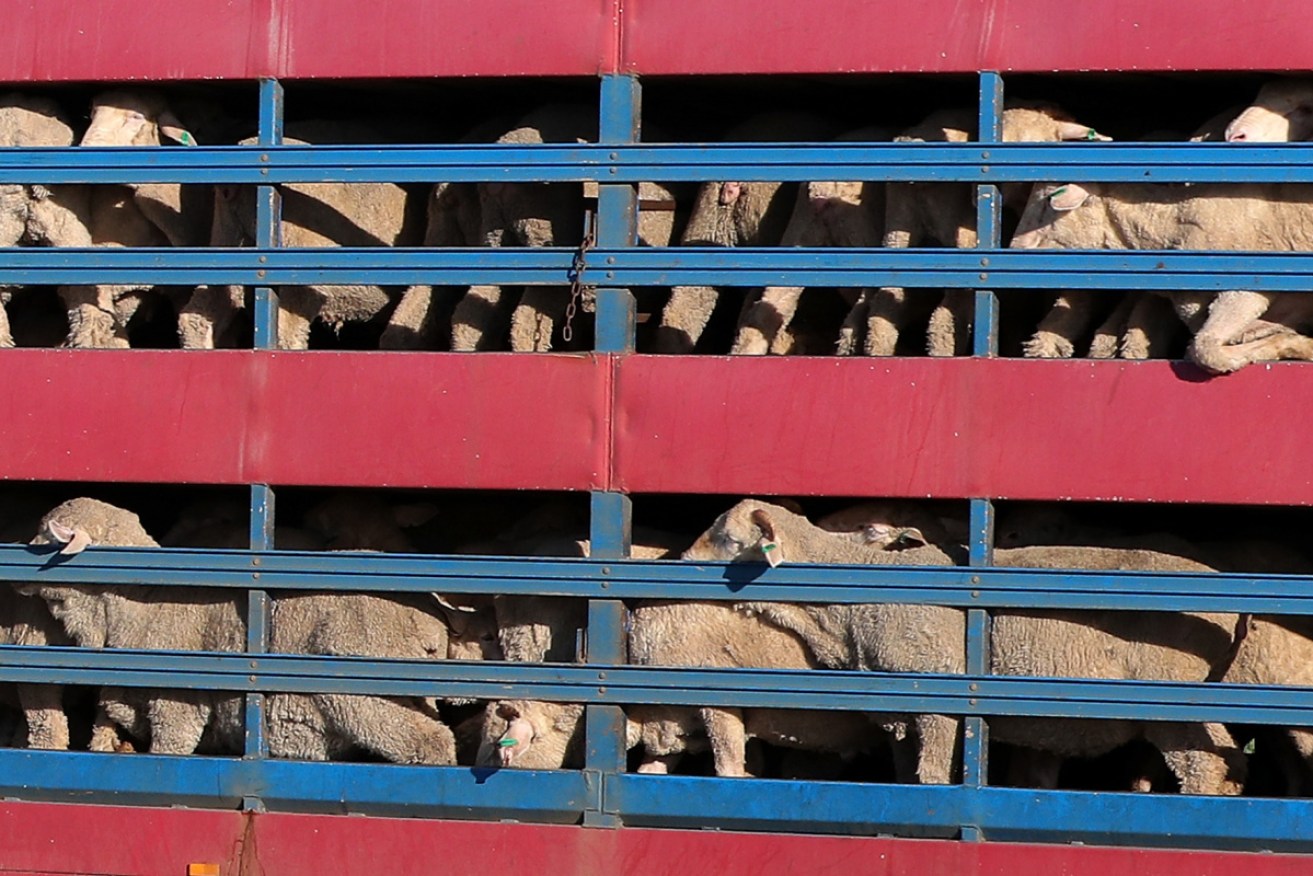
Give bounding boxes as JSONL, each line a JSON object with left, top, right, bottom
{"left": 254, "top": 78, "right": 284, "bottom": 349}
{"left": 961, "top": 71, "right": 1003, "bottom": 842}
{"left": 243, "top": 80, "right": 283, "bottom": 808}
{"left": 583, "top": 74, "right": 641, "bottom": 828}
{"left": 974, "top": 71, "right": 1003, "bottom": 358}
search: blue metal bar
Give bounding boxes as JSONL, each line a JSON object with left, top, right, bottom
{"left": 972, "top": 72, "right": 1003, "bottom": 362}
{"left": 594, "top": 74, "right": 640, "bottom": 354}
{"left": 5, "top": 545, "right": 1312, "bottom": 613}
{"left": 606, "top": 776, "right": 1313, "bottom": 851}
{"left": 252, "top": 78, "right": 285, "bottom": 351}
{"left": 964, "top": 499, "right": 995, "bottom": 801}
{"left": 5, "top": 143, "right": 1313, "bottom": 184}
{"left": 9, "top": 247, "right": 1313, "bottom": 290}
{"left": 245, "top": 484, "right": 275, "bottom": 762}
{"left": 0, "top": 749, "right": 592, "bottom": 822}
{"left": 0, "top": 648, "right": 1309, "bottom": 726}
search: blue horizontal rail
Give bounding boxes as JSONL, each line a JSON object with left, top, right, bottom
{"left": 0, "top": 750, "right": 1306, "bottom": 851}
{"left": 0, "top": 749, "right": 592, "bottom": 822}
{"left": 0, "top": 645, "right": 1309, "bottom": 726}
{"left": 4, "top": 247, "right": 1313, "bottom": 290}
{"left": 608, "top": 776, "right": 1313, "bottom": 850}
{"left": 2, "top": 143, "right": 1313, "bottom": 184}
{"left": 5, "top": 545, "right": 1313, "bottom": 614}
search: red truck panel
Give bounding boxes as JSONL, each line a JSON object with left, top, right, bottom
{"left": 623, "top": 0, "right": 1313, "bottom": 74}
{"left": 0, "top": 350, "right": 608, "bottom": 491}
{"left": 3, "top": 0, "right": 1312, "bottom": 81}
{"left": 0, "top": 802, "right": 1307, "bottom": 876}
{"left": 612, "top": 357, "right": 1313, "bottom": 504}
{"left": 0, "top": 0, "right": 616, "bottom": 82}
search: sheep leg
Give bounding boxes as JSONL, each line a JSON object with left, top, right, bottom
{"left": 732, "top": 286, "right": 805, "bottom": 355}
{"left": 1088, "top": 294, "right": 1136, "bottom": 359}
{"left": 1120, "top": 293, "right": 1182, "bottom": 360}
{"left": 380, "top": 285, "right": 446, "bottom": 350}
{"left": 927, "top": 290, "right": 974, "bottom": 357}
{"left": 16, "top": 683, "right": 67, "bottom": 750}
{"left": 1143, "top": 721, "right": 1245, "bottom": 796}
{"left": 864, "top": 287, "right": 914, "bottom": 356}
{"left": 146, "top": 696, "right": 212, "bottom": 755}
{"left": 319, "top": 694, "right": 457, "bottom": 765}
{"left": 178, "top": 284, "right": 245, "bottom": 349}
{"left": 509, "top": 287, "right": 568, "bottom": 352}
{"left": 700, "top": 706, "right": 750, "bottom": 777}
{"left": 636, "top": 752, "right": 683, "bottom": 775}
{"left": 0, "top": 295, "right": 12, "bottom": 348}
{"left": 451, "top": 285, "right": 512, "bottom": 352}
{"left": 1188, "top": 291, "right": 1277, "bottom": 373}
{"left": 275, "top": 286, "right": 321, "bottom": 351}
{"left": 652, "top": 286, "right": 720, "bottom": 354}
{"left": 836, "top": 290, "right": 871, "bottom": 355}
{"left": 1025, "top": 291, "right": 1099, "bottom": 359}
{"left": 58, "top": 285, "right": 130, "bottom": 349}
{"left": 914, "top": 713, "right": 961, "bottom": 784}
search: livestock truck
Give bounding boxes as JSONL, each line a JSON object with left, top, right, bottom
{"left": 0, "top": 0, "right": 1312, "bottom": 873}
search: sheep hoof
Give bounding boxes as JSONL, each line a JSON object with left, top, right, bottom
{"left": 1023, "top": 331, "right": 1075, "bottom": 359}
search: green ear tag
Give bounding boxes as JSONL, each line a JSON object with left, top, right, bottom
{"left": 499, "top": 738, "right": 518, "bottom": 748}
{"left": 180, "top": 132, "right": 195, "bottom": 146}
{"left": 1085, "top": 129, "right": 1098, "bottom": 141}
{"left": 760, "top": 540, "right": 782, "bottom": 568}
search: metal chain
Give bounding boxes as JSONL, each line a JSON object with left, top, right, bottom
{"left": 562, "top": 211, "right": 597, "bottom": 344}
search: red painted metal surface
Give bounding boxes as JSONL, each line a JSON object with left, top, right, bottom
{"left": 624, "top": 0, "right": 1313, "bottom": 74}
{"left": 0, "top": 0, "right": 615, "bottom": 83}
{"left": 612, "top": 356, "right": 1313, "bottom": 504}
{"left": 0, "top": 801, "right": 1308, "bottom": 876}
{"left": 3, "top": 0, "right": 1313, "bottom": 81}
{"left": 0, "top": 350, "right": 608, "bottom": 491}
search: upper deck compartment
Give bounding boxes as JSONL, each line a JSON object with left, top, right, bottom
{"left": 4, "top": 0, "right": 1312, "bottom": 81}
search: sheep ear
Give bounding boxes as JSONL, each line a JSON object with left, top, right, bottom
{"left": 60, "top": 529, "right": 93, "bottom": 555}
{"left": 1048, "top": 184, "right": 1091, "bottom": 211}
{"left": 394, "top": 502, "right": 439, "bottom": 529}
{"left": 158, "top": 112, "right": 196, "bottom": 146}
{"left": 892, "top": 527, "right": 927, "bottom": 548}
{"left": 496, "top": 702, "right": 520, "bottom": 721}
{"left": 749, "top": 509, "right": 777, "bottom": 543}
{"left": 1057, "top": 121, "right": 1111, "bottom": 142}
{"left": 433, "top": 593, "right": 477, "bottom": 613}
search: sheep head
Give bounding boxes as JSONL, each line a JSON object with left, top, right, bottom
{"left": 81, "top": 90, "right": 195, "bottom": 147}
{"left": 682, "top": 500, "right": 800, "bottom": 566}
{"left": 1226, "top": 79, "right": 1313, "bottom": 142}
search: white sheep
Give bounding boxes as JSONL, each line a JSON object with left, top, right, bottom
{"left": 730, "top": 125, "right": 894, "bottom": 356}
{"left": 23, "top": 498, "right": 481, "bottom": 764}
{"left": 650, "top": 112, "right": 834, "bottom": 355}
{"left": 1012, "top": 179, "right": 1313, "bottom": 373}
{"left": 1225, "top": 78, "right": 1313, "bottom": 143}
{"left": 845, "top": 102, "right": 1109, "bottom": 357}
{"left": 693, "top": 500, "right": 1246, "bottom": 794}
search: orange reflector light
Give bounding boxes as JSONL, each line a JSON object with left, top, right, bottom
{"left": 188, "top": 865, "right": 220, "bottom": 876}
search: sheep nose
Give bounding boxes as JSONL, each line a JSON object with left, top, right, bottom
{"left": 1226, "top": 128, "right": 1247, "bottom": 142}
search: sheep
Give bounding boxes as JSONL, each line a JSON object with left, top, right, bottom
{"left": 651, "top": 112, "right": 835, "bottom": 355}
{"left": 1018, "top": 104, "right": 1307, "bottom": 362}
{"left": 844, "top": 102, "right": 1109, "bottom": 358}
{"left": 55, "top": 90, "right": 215, "bottom": 349}
{"left": 0, "top": 93, "right": 93, "bottom": 347}
{"left": 1225, "top": 79, "right": 1313, "bottom": 143}
{"left": 23, "top": 498, "right": 480, "bottom": 763}
{"left": 0, "top": 585, "right": 72, "bottom": 750}
{"left": 444, "top": 105, "right": 595, "bottom": 353}
{"left": 730, "top": 125, "right": 894, "bottom": 356}
{"left": 1011, "top": 179, "right": 1313, "bottom": 373}
{"left": 1219, "top": 616, "right": 1313, "bottom": 794}
{"left": 690, "top": 500, "right": 1245, "bottom": 794}
{"left": 180, "top": 121, "right": 429, "bottom": 350}
{"left": 160, "top": 498, "right": 325, "bottom": 551}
